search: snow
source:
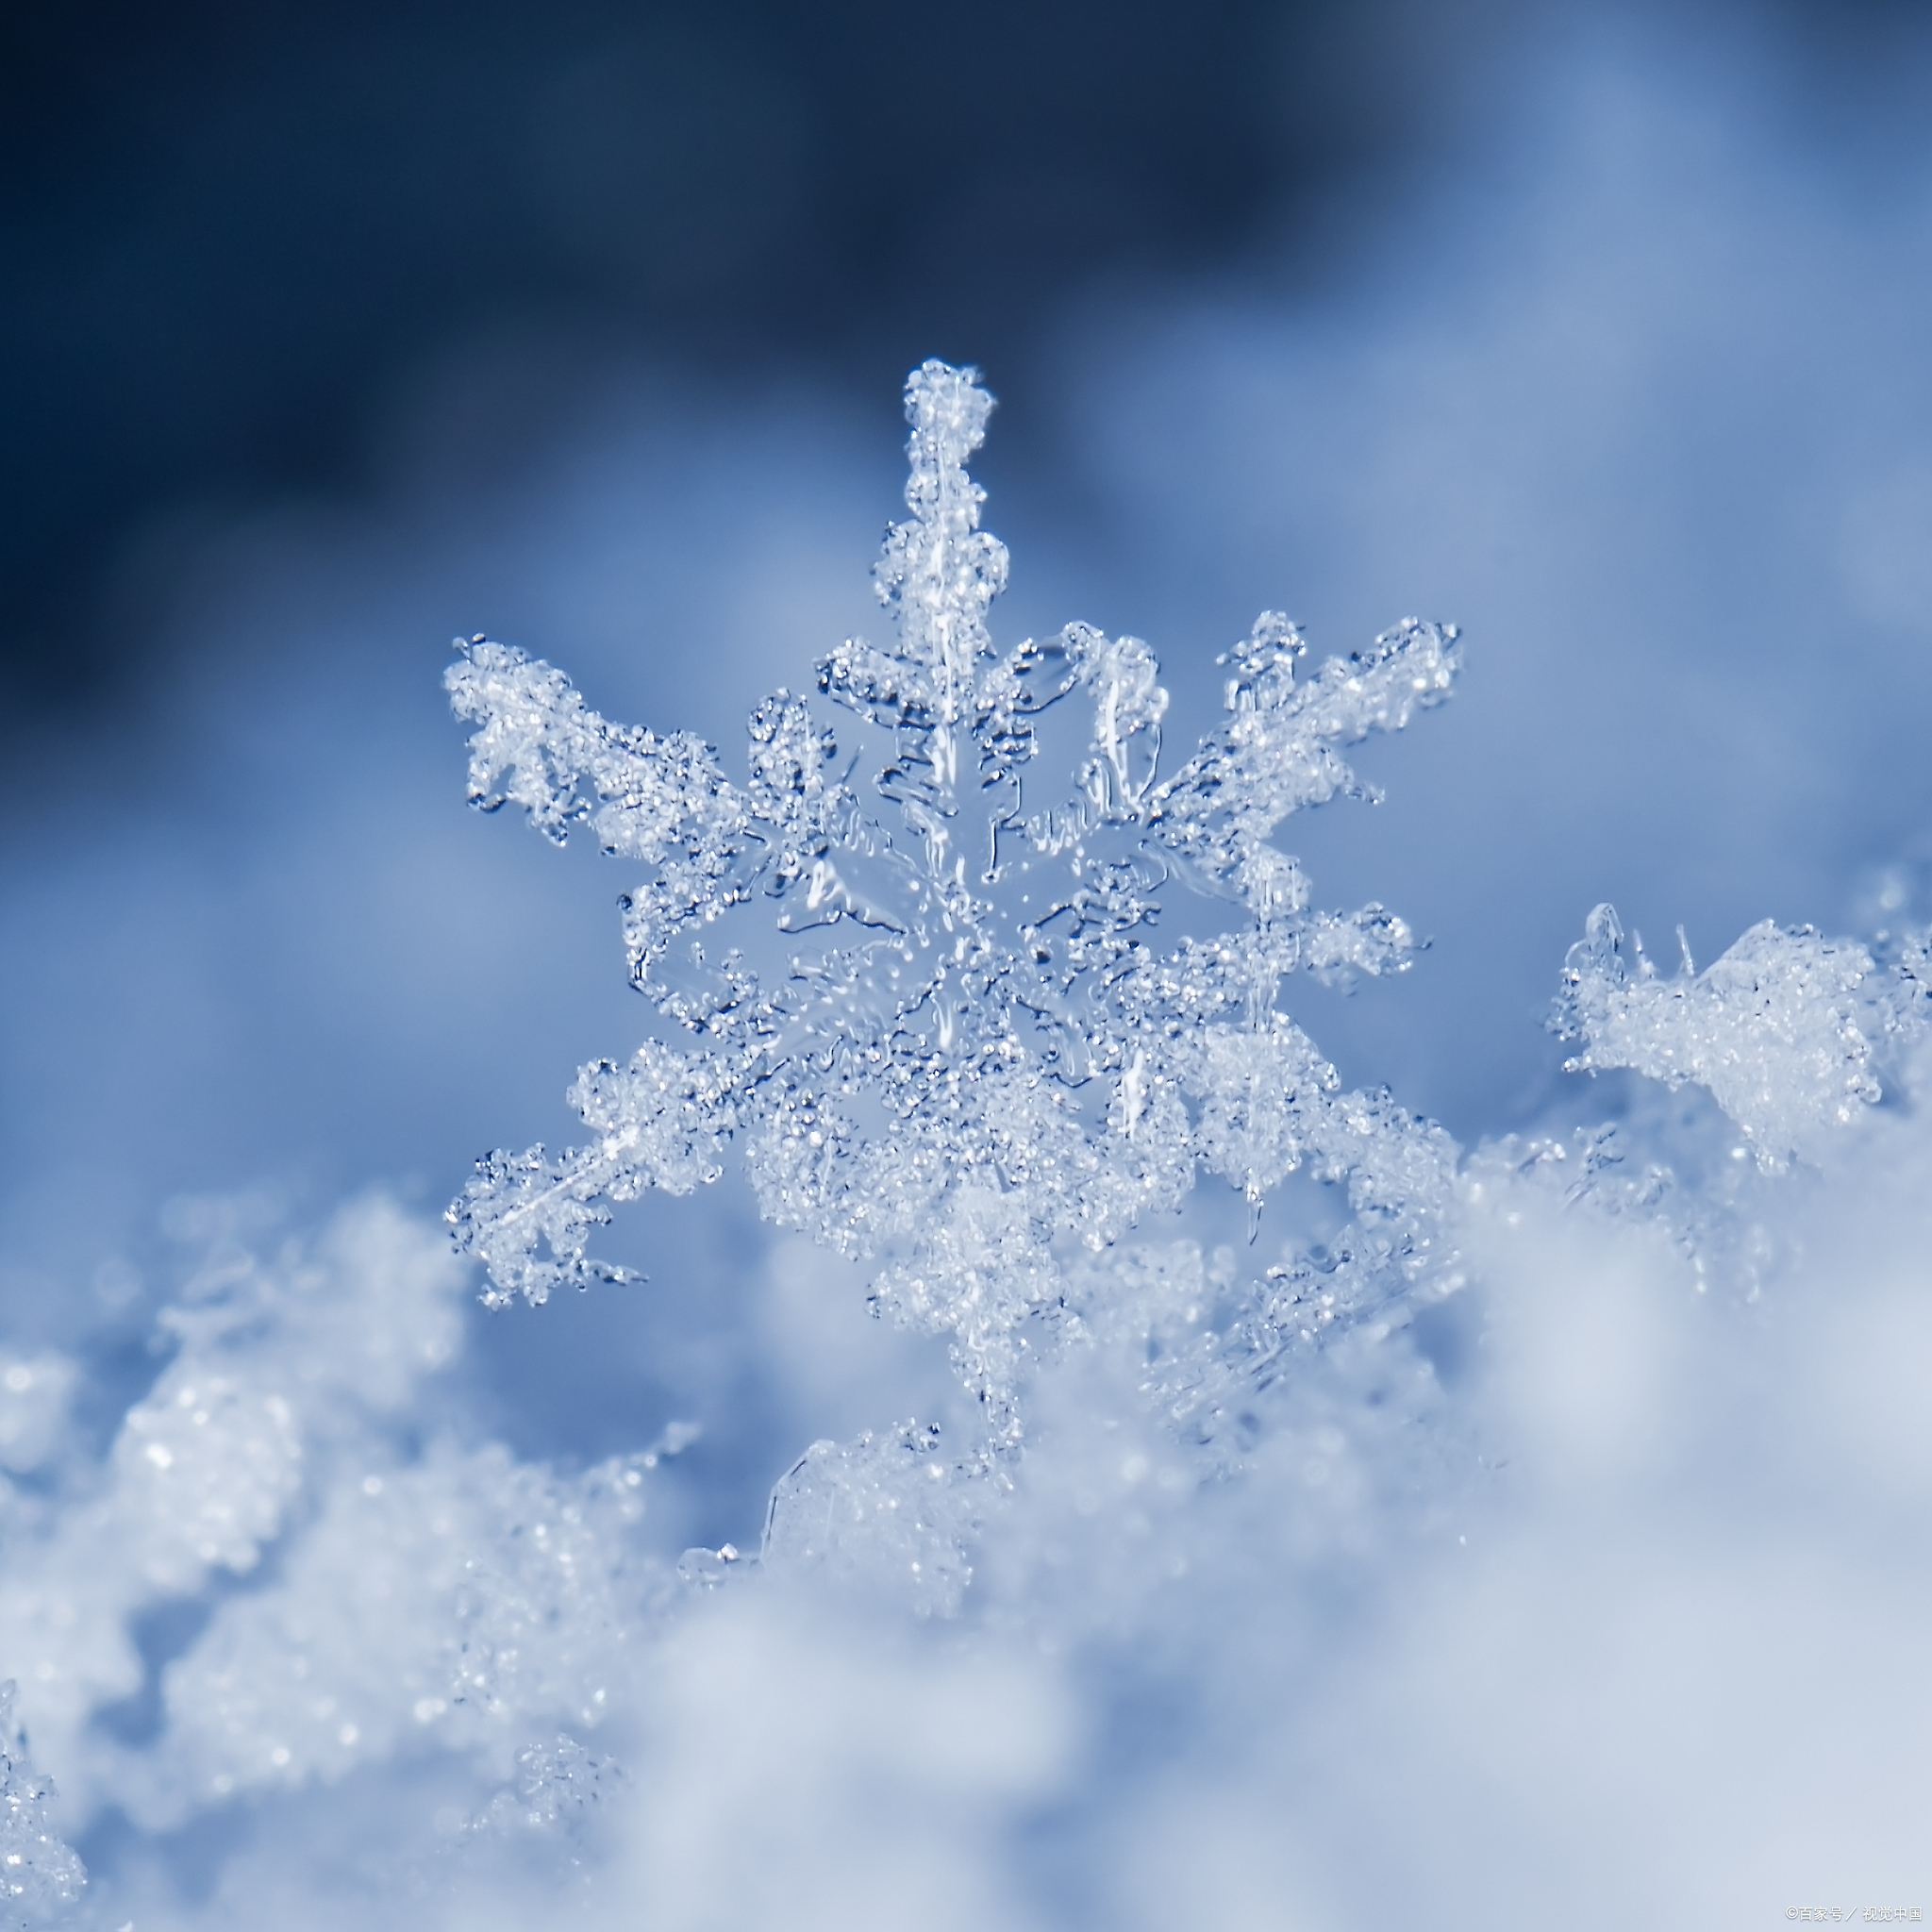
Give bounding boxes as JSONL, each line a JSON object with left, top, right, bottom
{"left": 3, "top": 14, "right": 1932, "bottom": 1924}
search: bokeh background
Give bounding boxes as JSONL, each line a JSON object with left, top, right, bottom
{"left": 6, "top": 0, "right": 1932, "bottom": 1542}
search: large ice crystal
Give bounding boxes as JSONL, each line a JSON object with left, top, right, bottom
{"left": 447, "top": 361, "right": 1464, "bottom": 1478}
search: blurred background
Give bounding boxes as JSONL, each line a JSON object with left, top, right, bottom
{"left": 6, "top": 0, "right": 1932, "bottom": 1524}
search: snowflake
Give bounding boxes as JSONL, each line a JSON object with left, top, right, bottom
{"left": 447, "top": 360, "right": 1463, "bottom": 1457}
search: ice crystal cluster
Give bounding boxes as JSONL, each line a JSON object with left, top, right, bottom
{"left": 1551, "top": 902, "right": 1931, "bottom": 1165}
{"left": 2, "top": 362, "right": 1929, "bottom": 1927}
{"left": 0, "top": 1198, "right": 686, "bottom": 1922}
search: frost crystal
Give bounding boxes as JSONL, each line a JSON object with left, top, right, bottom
{"left": 0, "top": 1683, "right": 83, "bottom": 1924}
{"left": 761, "top": 1424, "right": 984, "bottom": 1616}
{"left": 1552, "top": 904, "right": 1900, "bottom": 1164}
{"left": 448, "top": 358, "right": 1461, "bottom": 1502}
{"left": 470, "top": 1732, "right": 628, "bottom": 1840}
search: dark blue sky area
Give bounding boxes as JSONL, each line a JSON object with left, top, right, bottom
{"left": 2, "top": 0, "right": 1511, "bottom": 719}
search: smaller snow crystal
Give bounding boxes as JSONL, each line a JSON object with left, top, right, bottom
{"left": 0, "top": 1684, "right": 84, "bottom": 1922}
{"left": 470, "top": 1732, "right": 628, "bottom": 1840}
{"left": 762, "top": 1424, "right": 982, "bottom": 1616}
{"left": 1553, "top": 903, "right": 1892, "bottom": 1163}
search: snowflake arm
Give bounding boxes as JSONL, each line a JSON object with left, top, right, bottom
{"left": 448, "top": 1041, "right": 741, "bottom": 1306}
{"left": 1148, "top": 612, "right": 1459, "bottom": 903}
